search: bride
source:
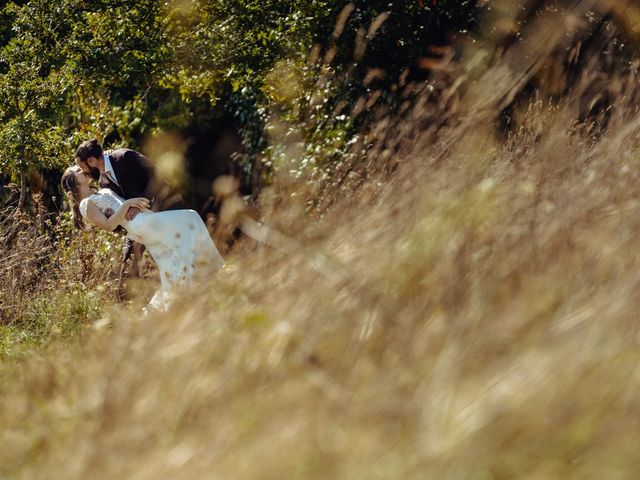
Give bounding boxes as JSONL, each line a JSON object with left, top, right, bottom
{"left": 61, "top": 165, "right": 224, "bottom": 310}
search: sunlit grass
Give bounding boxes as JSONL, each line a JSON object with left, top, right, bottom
{"left": 4, "top": 89, "right": 640, "bottom": 477}
{"left": 4, "top": 5, "right": 640, "bottom": 478}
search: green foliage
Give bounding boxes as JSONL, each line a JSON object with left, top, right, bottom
{"left": 0, "top": 0, "right": 172, "bottom": 179}
{"left": 159, "top": 0, "right": 336, "bottom": 185}
{"left": 0, "top": 0, "right": 482, "bottom": 187}
{"left": 163, "top": 0, "right": 332, "bottom": 98}
{"left": 66, "top": 0, "right": 172, "bottom": 142}
{"left": 0, "top": 1, "right": 76, "bottom": 175}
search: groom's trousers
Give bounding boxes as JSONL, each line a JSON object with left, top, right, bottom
{"left": 118, "top": 237, "right": 146, "bottom": 302}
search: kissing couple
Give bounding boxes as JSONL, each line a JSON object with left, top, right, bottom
{"left": 61, "top": 139, "right": 224, "bottom": 311}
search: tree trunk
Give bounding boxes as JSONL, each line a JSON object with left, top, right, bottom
{"left": 18, "top": 170, "right": 27, "bottom": 210}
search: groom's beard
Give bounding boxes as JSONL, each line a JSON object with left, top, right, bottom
{"left": 88, "top": 166, "right": 101, "bottom": 181}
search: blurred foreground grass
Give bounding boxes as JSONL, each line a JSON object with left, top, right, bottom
{"left": 4, "top": 89, "right": 640, "bottom": 479}
{"left": 6, "top": 2, "right": 640, "bottom": 473}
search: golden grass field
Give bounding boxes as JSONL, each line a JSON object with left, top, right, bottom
{"left": 4, "top": 4, "right": 640, "bottom": 479}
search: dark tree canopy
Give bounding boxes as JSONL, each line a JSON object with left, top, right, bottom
{"left": 1, "top": 0, "right": 630, "bottom": 205}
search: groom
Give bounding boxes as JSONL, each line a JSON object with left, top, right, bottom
{"left": 75, "top": 139, "right": 185, "bottom": 300}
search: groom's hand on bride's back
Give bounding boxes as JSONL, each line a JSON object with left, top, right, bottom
{"left": 124, "top": 197, "right": 151, "bottom": 221}
{"left": 122, "top": 197, "right": 151, "bottom": 222}
{"left": 126, "top": 207, "right": 141, "bottom": 221}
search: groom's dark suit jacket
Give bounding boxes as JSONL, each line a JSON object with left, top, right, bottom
{"left": 98, "top": 148, "right": 155, "bottom": 204}
{"left": 99, "top": 148, "right": 185, "bottom": 211}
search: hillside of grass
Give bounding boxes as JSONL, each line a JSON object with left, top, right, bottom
{"left": 4, "top": 1, "right": 640, "bottom": 478}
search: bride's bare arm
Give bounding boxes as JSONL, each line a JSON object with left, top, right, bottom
{"left": 86, "top": 197, "right": 150, "bottom": 231}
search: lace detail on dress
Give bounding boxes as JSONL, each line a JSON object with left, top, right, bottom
{"left": 79, "top": 189, "right": 124, "bottom": 219}
{"left": 79, "top": 198, "right": 89, "bottom": 219}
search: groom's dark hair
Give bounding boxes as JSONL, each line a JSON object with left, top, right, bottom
{"left": 76, "top": 139, "right": 103, "bottom": 162}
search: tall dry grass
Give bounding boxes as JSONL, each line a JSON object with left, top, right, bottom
{"left": 0, "top": 197, "right": 122, "bottom": 355}
{"left": 4, "top": 3, "right": 640, "bottom": 479}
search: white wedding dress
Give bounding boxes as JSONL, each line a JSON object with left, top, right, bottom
{"left": 80, "top": 188, "right": 224, "bottom": 310}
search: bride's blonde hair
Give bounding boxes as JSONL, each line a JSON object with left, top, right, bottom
{"left": 61, "top": 166, "right": 86, "bottom": 230}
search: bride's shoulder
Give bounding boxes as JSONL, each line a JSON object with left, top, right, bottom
{"left": 80, "top": 191, "right": 99, "bottom": 205}
{"left": 85, "top": 191, "right": 103, "bottom": 202}
{"left": 79, "top": 196, "right": 93, "bottom": 218}
{"left": 81, "top": 192, "right": 99, "bottom": 204}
